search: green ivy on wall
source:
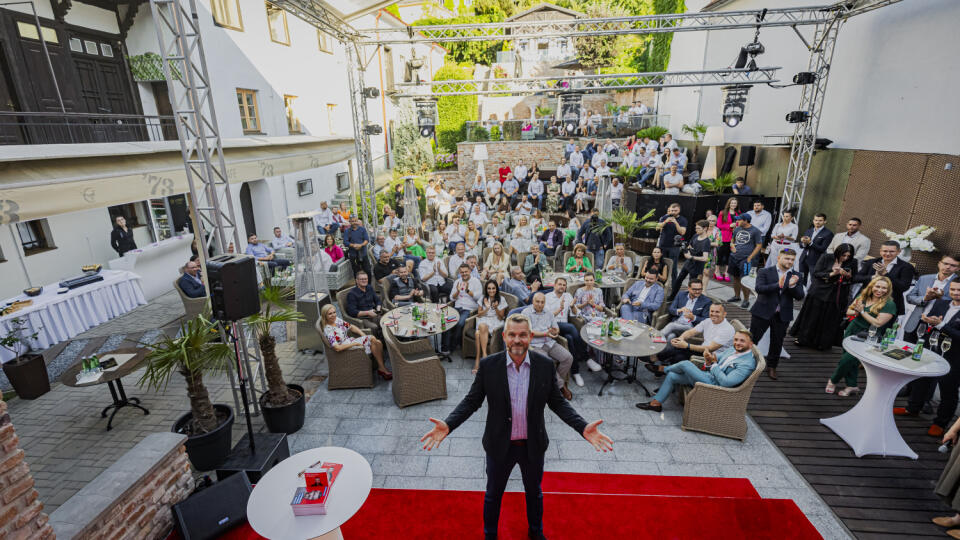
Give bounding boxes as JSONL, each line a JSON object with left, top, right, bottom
{"left": 649, "top": 0, "right": 685, "bottom": 72}
{"left": 433, "top": 64, "right": 478, "bottom": 153}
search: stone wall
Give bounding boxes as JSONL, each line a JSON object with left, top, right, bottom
{"left": 0, "top": 395, "right": 53, "bottom": 540}
{"left": 50, "top": 432, "right": 193, "bottom": 540}
{"left": 456, "top": 140, "right": 567, "bottom": 185}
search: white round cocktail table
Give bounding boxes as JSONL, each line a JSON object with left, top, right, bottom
{"left": 247, "top": 447, "right": 373, "bottom": 539}
{"left": 820, "top": 337, "right": 950, "bottom": 460}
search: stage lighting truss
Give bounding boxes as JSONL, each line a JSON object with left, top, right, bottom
{"left": 393, "top": 68, "right": 780, "bottom": 98}
{"left": 722, "top": 85, "right": 751, "bottom": 128}
{"left": 785, "top": 110, "right": 810, "bottom": 123}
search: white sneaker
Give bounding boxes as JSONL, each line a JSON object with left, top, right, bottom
{"left": 586, "top": 359, "right": 603, "bottom": 372}
{"left": 573, "top": 373, "right": 585, "bottom": 387}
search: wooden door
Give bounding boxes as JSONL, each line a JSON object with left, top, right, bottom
{"left": 0, "top": 41, "right": 23, "bottom": 144}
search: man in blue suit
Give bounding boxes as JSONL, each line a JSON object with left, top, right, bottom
{"left": 903, "top": 254, "right": 959, "bottom": 344}
{"left": 177, "top": 260, "right": 206, "bottom": 298}
{"left": 750, "top": 249, "right": 805, "bottom": 380}
{"left": 636, "top": 330, "right": 757, "bottom": 412}
{"left": 660, "top": 281, "right": 713, "bottom": 339}
{"left": 618, "top": 269, "right": 664, "bottom": 324}
{"left": 798, "top": 213, "right": 834, "bottom": 286}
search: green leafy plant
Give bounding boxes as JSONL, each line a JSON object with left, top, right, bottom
{"left": 0, "top": 317, "right": 39, "bottom": 362}
{"left": 138, "top": 314, "right": 234, "bottom": 434}
{"left": 392, "top": 103, "right": 434, "bottom": 175}
{"left": 682, "top": 122, "right": 708, "bottom": 161}
{"left": 127, "top": 52, "right": 182, "bottom": 82}
{"left": 489, "top": 125, "right": 501, "bottom": 140}
{"left": 502, "top": 121, "right": 522, "bottom": 141}
{"left": 535, "top": 106, "right": 554, "bottom": 118}
{"left": 592, "top": 207, "right": 658, "bottom": 243}
{"left": 636, "top": 125, "right": 669, "bottom": 141}
{"left": 614, "top": 165, "right": 642, "bottom": 180}
{"left": 604, "top": 102, "right": 620, "bottom": 115}
{"left": 698, "top": 171, "right": 737, "bottom": 194}
{"left": 573, "top": 3, "right": 629, "bottom": 69}
{"left": 468, "top": 125, "right": 489, "bottom": 141}
{"left": 434, "top": 64, "right": 479, "bottom": 152}
{"left": 246, "top": 284, "right": 305, "bottom": 407}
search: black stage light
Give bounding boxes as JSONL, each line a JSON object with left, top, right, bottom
{"left": 722, "top": 85, "right": 750, "bottom": 128}
{"left": 792, "top": 72, "right": 817, "bottom": 85}
{"left": 414, "top": 98, "right": 438, "bottom": 138}
{"left": 363, "top": 124, "right": 383, "bottom": 135}
{"left": 785, "top": 110, "right": 810, "bottom": 123}
{"left": 362, "top": 87, "right": 380, "bottom": 99}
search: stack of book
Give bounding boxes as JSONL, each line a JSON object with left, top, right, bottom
{"left": 290, "top": 462, "right": 343, "bottom": 516}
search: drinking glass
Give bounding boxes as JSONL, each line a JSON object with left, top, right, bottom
{"left": 867, "top": 325, "right": 878, "bottom": 344}
{"left": 917, "top": 322, "right": 928, "bottom": 342}
{"left": 931, "top": 329, "right": 941, "bottom": 351}
{"left": 942, "top": 336, "right": 953, "bottom": 355}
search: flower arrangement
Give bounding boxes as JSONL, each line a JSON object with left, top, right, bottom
{"left": 434, "top": 152, "right": 457, "bottom": 170}
{"left": 493, "top": 65, "right": 508, "bottom": 79}
{"left": 880, "top": 225, "right": 937, "bottom": 252}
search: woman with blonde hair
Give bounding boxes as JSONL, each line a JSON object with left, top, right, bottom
{"left": 318, "top": 304, "right": 391, "bottom": 380}
{"left": 827, "top": 276, "right": 895, "bottom": 396}
{"left": 483, "top": 242, "right": 510, "bottom": 283}
{"left": 509, "top": 215, "right": 534, "bottom": 256}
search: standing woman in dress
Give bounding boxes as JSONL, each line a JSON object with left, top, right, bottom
{"left": 110, "top": 215, "right": 137, "bottom": 256}
{"left": 715, "top": 197, "right": 740, "bottom": 282}
{"left": 473, "top": 279, "right": 507, "bottom": 373}
{"left": 791, "top": 243, "right": 857, "bottom": 350}
{"left": 826, "top": 276, "right": 895, "bottom": 396}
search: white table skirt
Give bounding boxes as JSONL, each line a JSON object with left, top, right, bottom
{"left": 0, "top": 270, "right": 146, "bottom": 363}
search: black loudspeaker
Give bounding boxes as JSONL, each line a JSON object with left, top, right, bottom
{"left": 206, "top": 255, "right": 260, "bottom": 322}
{"left": 172, "top": 471, "right": 252, "bottom": 540}
{"left": 720, "top": 146, "right": 738, "bottom": 176}
{"left": 739, "top": 145, "right": 757, "bottom": 166}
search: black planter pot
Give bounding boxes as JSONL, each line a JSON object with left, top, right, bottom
{"left": 2, "top": 354, "right": 50, "bottom": 399}
{"left": 173, "top": 404, "right": 234, "bottom": 471}
{"left": 259, "top": 384, "right": 305, "bottom": 434}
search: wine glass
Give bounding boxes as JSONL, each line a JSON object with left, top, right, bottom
{"left": 931, "top": 329, "right": 941, "bottom": 352}
{"left": 942, "top": 336, "right": 953, "bottom": 355}
{"left": 867, "top": 325, "right": 878, "bottom": 345}
{"left": 917, "top": 322, "right": 928, "bottom": 341}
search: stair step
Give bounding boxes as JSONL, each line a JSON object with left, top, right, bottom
{"left": 542, "top": 471, "right": 761, "bottom": 499}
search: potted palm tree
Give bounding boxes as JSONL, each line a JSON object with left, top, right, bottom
{"left": 592, "top": 208, "right": 658, "bottom": 245}
{"left": 698, "top": 171, "right": 737, "bottom": 195}
{"left": 0, "top": 317, "right": 49, "bottom": 399}
{"left": 247, "top": 284, "right": 307, "bottom": 434}
{"left": 139, "top": 313, "right": 235, "bottom": 471}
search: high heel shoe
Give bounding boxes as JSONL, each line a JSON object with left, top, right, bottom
{"left": 825, "top": 379, "right": 836, "bottom": 394}
{"left": 838, "top": 386, "right": 860, "bottom": 397}
{"left": 377, "top": 369, "right": 393, "bottom": 381}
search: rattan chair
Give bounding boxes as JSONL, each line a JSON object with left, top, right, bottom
{"left": 680, "top": 345, "right": 765, "bottom": 441}
{"left": 382, "top": 324, "right": 447, "bottom": 408}
{"left": 618, "top": 277, "right": 669, "bottom": 326}
{"left": 558, "top": 250, "right": 595, "bottom": 272}
{"left": 602, "top": 249, "right": 641, "bottom": 274}
{"left": 379, "top": 277, "right": 396, "bottom": 310}
{"left": 462, "top": 292, "right": 519, "bottom": 360}
{"left": 336, "top": 288, "right": 369, "bottom": 331}
{"left": 316, "top": 319, "right": 376, "bottom": 390}
{"left": 173, "top": 279, "right": 206, "bottom": 323}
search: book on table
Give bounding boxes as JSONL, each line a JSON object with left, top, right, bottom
{"left": 291, "top": 462, "right": 343, "bottom": 516}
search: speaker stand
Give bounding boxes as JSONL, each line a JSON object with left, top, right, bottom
{"left": 216, "top": 432, "right": 290, "bottom": 484}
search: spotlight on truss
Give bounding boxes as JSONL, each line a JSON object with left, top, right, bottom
{"left": 722, "top": 85, "right": 750, "bottom": 128}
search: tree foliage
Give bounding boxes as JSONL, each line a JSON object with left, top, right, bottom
{"left": 649, "top": 0, "right": 685, "bottom": 71}
{"left": 392, "top": 103, "right": 434, "bottom": 175}
{"left": 433, "top": 64, "right": 478, "bottom": 152}
{"left": 572, "top": 3, "right": 629, "bottom": 70}
{"left": 413, "top": 14, "right": 506, "bottom": 66}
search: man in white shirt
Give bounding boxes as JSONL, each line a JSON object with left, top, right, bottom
{"left": 644, "top": 136, "right": 658, "bottom": 154}
{"left": 270, "top": 227, "right": 295, "bottom": 250}
{"left": 591, "top": 149, "right": 608, "bottom": 169}
{"left": 595, "top": 159, "right": 611, "bottom": 180}
{"left": 746, "top": 200, "right": 773, "bottom": 239}
{"left": 448, "top": 242, "right": 467, "bottom": 276}
{"left": 663, "top": 133, "right": 678, "bottom": 153}
{"left": 469, "top": 205, "right": 489, "bottom": 227}
{"left": 381, "top": 207, "right": 401, "bottom": 232}
{"left": 522, "top": 293, "right": 575, "bottom": 400}
{"left": 418, "top": 246, "right": 451, "bottom": 303}
{"left": 442, "top": 264, "right": 483, "bottom": 354}
{"left": 314, "top": 201, "right": 337, "bottom": 236}
{"left": 528, "top": 175, "right": 545, "bottom": 210}
{"left": 628, "top": 103, "right": 642, "bottom": 116}
{"left": 662, "top": 165, "right": 684, "bottom": 194}
{"left": 653, "top": 303, "right": 734, "bottom": 368}
{"left": 638, "top": 102, "right": 649, "bottom": 115}
{"left": 516, "top": 194, "right": 533, "bottom": 215}
{"left": 556, "top": 158, "right": 572, "bottom": 184}
{"left": 579, "top": 164, "right": 595, "bottom": 182}
{"left": 544, "top": 277, "right": 590, "bottom": 387}
{"left": 827, "top": 217, "right": 872, "bottom": 261}
{"left": 425, "top": 181, "right": 439, "bottom": 219}
{"left": 639, "top": 150, "right": 662, "bottom": 186}
{"left": 568, "top": 145, "right": 584, "bottom": 176}
{"left": 485, "top": 177, "right": 502, "bottom": 208}
{"left": 514, "top": 160, "right": 528, "bottom": 184}
{"left": 560, "top": 176, "right": 576, "bottom": 212}
{"left": 610, "top": 177, "right": 624, "bottom": 209}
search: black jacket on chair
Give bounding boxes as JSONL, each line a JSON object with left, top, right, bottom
{"left": 444, "top": 351, "right": 588, "bottom": 462}
{"left": 798, "top": 227, "right": 834, "bottom": 274}
{"left": 750, "top": 266, "right": 805, "bottom": 323}
{"left": 853, "top": 258, "right": 915, "bottom": 315}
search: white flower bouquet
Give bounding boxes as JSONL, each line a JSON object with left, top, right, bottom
{"left": 880, "top": 225, "right": 937, "bottom": 252}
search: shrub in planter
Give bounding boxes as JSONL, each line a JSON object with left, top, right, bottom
{"left": 0, "top": 317, "right": 49, "bottom": 399}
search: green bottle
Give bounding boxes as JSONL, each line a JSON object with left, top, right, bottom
{"left": 913, "top": 342, "right": 924, "bottom": 361}
{"left": 600, "top": 319, "right": 608, "bottom": 337}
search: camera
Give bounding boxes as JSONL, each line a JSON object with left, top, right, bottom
{"left": 675, "top": 234, "right": 689, "bottom": 252}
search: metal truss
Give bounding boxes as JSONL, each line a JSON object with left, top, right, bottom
{"left": 356, "top": 0, "right": 900, "bottom": 44}
{"left": 271, "top": 0, "right": 360, "bottom": 42}
{"left": 393, "top": 67, "right": 780, "bottom": 98}
{"left": 345, "top": 45, "right": 378, "bottom": 232}
{"left": 150, "top": 0, "right": 266, "bottom": 415}
{"left": 780, "top": 14, "right": 844, "bottom": 223}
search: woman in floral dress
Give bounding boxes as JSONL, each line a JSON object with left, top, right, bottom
{"left": 546, "top": 176, "right": 562, "bottom": 214}
{"left": 319, "top": 304, "right": 391, "bottom": 379}
{"left": 573, "top": 273, "right": 607, "bottom": 322}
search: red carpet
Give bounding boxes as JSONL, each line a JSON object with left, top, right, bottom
{"left": 213, "top": 472, "right": 820, "bottom": 539}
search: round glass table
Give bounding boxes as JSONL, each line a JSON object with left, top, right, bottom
{"left": 579, "top": 318, "right": 667, "bottom": 396}
{"left": 383, "top": 303, "right": 461, "bottom": 360}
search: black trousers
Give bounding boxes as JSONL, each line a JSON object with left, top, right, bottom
{"left": 656, "top": 343, "right": 693, "bottom": 365}
{"left": 484, "top": 444, "right": 545, "bottom": 539}
{"left": 426, "top": 281, "right": 453, "bottom": 303}
{"left": 750, "top": 314, "right": 789, "bottom": 369}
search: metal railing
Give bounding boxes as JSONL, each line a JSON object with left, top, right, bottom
{"left": 465, "top": 114, "right": 671, "bottom": 142}
{"left": 0, "top": 111, "right": 178, "bottom": 146}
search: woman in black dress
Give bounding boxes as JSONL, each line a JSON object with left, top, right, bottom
{"left": 790, "top": 243, "right": 857, "bottom": 350}
{"left": 110, "top": 215, "right": 137, "bottom": 256}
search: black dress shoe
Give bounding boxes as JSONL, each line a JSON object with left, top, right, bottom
{"left": 767, "top": 368, "right": 778, "bottom": 380}
{"left": 636, "top": 401, "right": 662, "bottom": 412}
{"left": 644, "top": 363, "right": 665, "bottom": 378}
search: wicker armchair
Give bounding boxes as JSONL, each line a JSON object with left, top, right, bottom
{"left": 382, "top": 325, "right": 447, "bottom": 408}
{"left": 680, "top": 346, "right": 766, "bottom": 441}
{"left": 336, "top": 288, "right": 370, "bottom": 331}
{"left": 316, "top": 320, "right": 376, "bottom": 390}
{"left": 602, "top": 249, "right": 641, "bottom": 274}
{"left": 618, "top": 277, "right": 669, "bottom": 326}
{"left": 557, "top": 250, "right": 595, "bottom": 272}
{"left": 462, "top": 292, "right": 519, "bottom": 360}
{"left": 379, "top": 277, "right": 396, "bottom": 310}
{"left": 173, "top": 279, "right": 206, "bottom": 322}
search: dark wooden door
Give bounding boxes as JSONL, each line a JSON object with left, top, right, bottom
{"left": 73, "top": 56, "right": 139, "bottom": 142}
{"left": 151, "top": 81, "right": 178, "bottom": 141}
{"left": 0, "top": 41, "right": 24, "bottom": 144}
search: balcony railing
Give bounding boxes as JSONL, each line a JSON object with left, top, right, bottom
{"left": 466, "top": 114, "right": 671, "bottom": 142}
{"left": 0, "top": 111, "right": 178, "bottom": 146}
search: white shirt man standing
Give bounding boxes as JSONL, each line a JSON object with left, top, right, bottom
{"left": 746, "top": 201, "right": 773, "bottom": 239}
{"left": 827, "top": 217, "right": 872, "bottom": 261}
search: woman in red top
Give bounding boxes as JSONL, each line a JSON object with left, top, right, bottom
{"left": 715, "top": 197, "right": 740, "bottom": 281}
{"left": 323, "top": 234, "right": 344, "bottom": 263}
{"left": 497, "top": 160, "right": 511, "bottom": 183}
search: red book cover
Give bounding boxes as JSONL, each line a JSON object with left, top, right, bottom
{"left": 291, "top": 462, "right": 343, "bottom": 516}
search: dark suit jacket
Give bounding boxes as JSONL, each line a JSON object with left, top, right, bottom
{"left": 444, "top": 351, "right": 588, "bottom": 462}
{"left": 667, "top": 291, "right": 712, "bottom": 326}
{"left": 927, "top": 299, "right": 960, "bottom": 362}
{"left": 750, "top": 266, "right": 805, "bottom": 323}
{"left": 854, "top": 258, "right": 915, "bottom": 315}
{"left": 177, "top": 273, "right": 206, "bottom": 298}
{"left": 799, "top": 227, "right": 834, "bottom": 272}
{"left": 576, "top": 218, "right": 613, "bottom": 252}
{"left": 539, "top": 228, "right": 563, "bottom": 248}
{"left": 110, "top": 226, "right": 137, "bottom": 256}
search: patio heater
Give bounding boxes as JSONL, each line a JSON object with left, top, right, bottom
{"left": 401, "top": 175, "right": 421, "bottom": 230}
{"left": 290, "top": 210, "right": 331, "bottom": 353}
{"left": 595, "top": 171, "right": 613, "bottom": 221}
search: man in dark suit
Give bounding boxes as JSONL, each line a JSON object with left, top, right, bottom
{"left": 897, "top": 281, "right": 960, "bottom": 436}
{"left": 177, "top": 260, "right": 206, "bottom": 298}
{"left": 660, "top": 281, "right": 713, "bottom": 339}
{"left": 576, "top": 209, "right": 613, "bottom": 266}
{"left": 853, "top": 240, "right": 915, "bottom": 326}
{"left": 421, "top": 314, "right": 613, "bottom": 540}
{"left": 750, "top": 249, "right": 805, "bottom": 380}
{"left": 798, "top": 213, "right": 834, "bottom": 286}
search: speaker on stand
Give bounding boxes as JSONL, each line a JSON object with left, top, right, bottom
{"left": 739, "top": 145, "right": 757, "bottom": 185}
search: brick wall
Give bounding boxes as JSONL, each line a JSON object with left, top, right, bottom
{"left": 50, "top": 432, "right": 193, "bottom": 540}
{"left": 456, "top": 140, "right": 566, "bottom": 185}
{"left": 0, "top": 395, "right": 53, "bottom": 539}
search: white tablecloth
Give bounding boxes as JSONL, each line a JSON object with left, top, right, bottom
{"left": 0, "top": 270, "right": 146, "bottom": 363}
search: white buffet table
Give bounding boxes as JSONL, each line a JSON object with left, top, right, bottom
{"left": 0, "top": 270, "right": 146, "bottom": 363}
{"left": 108, "top": 234, "right": 193, "bottom": 301}
{"left": 247, "top": 447, "right": 372, "bottom": 540}
{"left": 821, "top": 337, "right": 950, "bottom": 459}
